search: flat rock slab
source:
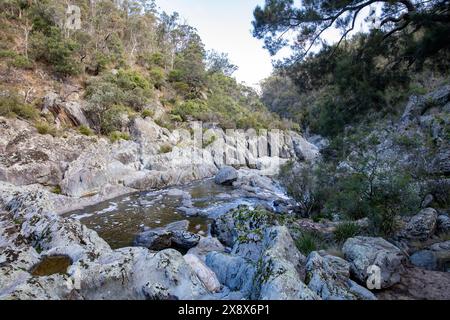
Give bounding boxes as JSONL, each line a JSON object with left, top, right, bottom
{"left": 376, "top": 267, "right": 450, "bottom": 300}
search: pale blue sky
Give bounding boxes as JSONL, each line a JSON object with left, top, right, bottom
{"left": 155, "top": 1, "right": 373, "bottom": 87}
{"left": 156, "top": 0, "right": 274, "bottom": 87}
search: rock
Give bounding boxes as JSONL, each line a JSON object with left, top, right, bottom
{"left": 134, "top": 220, "right": 199, "bottom": 251}
{"left": 257, "top": 226, "right": 318, "bottom": 300}
{"left": 167, "top": 188, "right": 190, "bottom": 198}
{"left": 171, "top": 230, "right": 201, "bottom": 250}
{"left": 401, "top": 208, "right": 438, "bottom": 241}
{"left": 410, "top": 250, "right": 437, "bottom": 271}
{"left": 210, "top": 209, "right": 239, "bottom": 247}
{"left": 133, "top": 228, "right": 172, "bottom": 250}
{"left": 307, "top": 135, "right": 329, "bottom": 151}
{"left": 177, "top": 206, "right": 201, "bottom": 217}
{"left": 1, "top": 274, "right": 79, "bottom": 300}
{"left": 262, "top": 226, "right": 306, "bottom": 277}
{"left": 305, "top": 251, "right": 377, "bottom": 300}
{"left": 211, "top": 206, "right": 277, "bottom": 249}
{"left": 400, "top": 85, "right": 450, "bottom": 127}
{"left": 184, "top": 254, "right": 221, "bottom": 293}
{"left": 70, "top": 248, "right": 208, "bottom": 300}
{"left": 437, "top": 214, "right": 450, "bottom": 234}
{"left": 421, "top": 194, "right": 434, "bottom": 208}
{"left": 258, "top": 254, "right": 318, "bottom": 300}
{"left": 410, "top": 241, "right": 450, "bottom": 272}
{"left": 214, "top": 166, "right": 238, "bottom": 185}
{"left": 187, "top": 237, "right": 225, "bottom": 261}
{"left": 42, "top": 92, "right": 89, "bottom": 127}
{"left": 343, "top": 236, "right": 406, "bottom": 289}
{"left": 205, "top": 252, "right": 256, "bottom": 298}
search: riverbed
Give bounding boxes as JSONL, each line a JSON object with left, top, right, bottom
{"left": 64, "top": 178, "right": 277, "bottom": 249}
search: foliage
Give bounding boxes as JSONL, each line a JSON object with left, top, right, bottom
{"left": 169, "top": 34, "right": 207, "bottom": 98}
{"left": 253, "top": 0, "right": 450, "bottom": 67}
{"left": 334, "top": 222, "right": 360, "bottom": 243}
{"left": 0, "top": 89, "right": 38, "bottom": 119}
{"left": 141, "top": 109, "right": 154, "bottom": 118}
{"left": 295, "top": 231, "right": 327, "bottom": 255}
{"left": 31, "top": 27, "right": 81, "bottom": 77}
{"left": 35, "top": 121, "right": 58, "bottom": 137}
{"left": 109, "top": 131, "right": 130, "bottom": 143}
{"left": 99, "top": 105, "right": 135, "bottom": 135}
{"left": 78, "top": 125, "right": 94, "bottom": 136}
{"left": 51, "top": 185, "right": 62, "bottom": 194}
{"left": 206, "top": 50, "right": 238, "bottom": 76}
{"left": 159, "top": 144, "right": 173, "bottom": 154}
{"left": 279, "top": 134, "right": 422, "bottom": 236}
{"left": 85, "top": 70, "right": 150, "bottom": 133}
{"left": 170, "top": 99, "right": 208, "bottom": 121}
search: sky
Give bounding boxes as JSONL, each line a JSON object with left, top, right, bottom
{"left": 156, "top": 0, "right": 274, "bottom": 88}
{"left": 155, "top": 0, "right": 375, "bottom": 88}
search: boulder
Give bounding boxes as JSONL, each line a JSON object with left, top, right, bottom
{"left": 205, "top": 252, "right": 256, "bottom": 298}
{"left": 60, "top": 141, "right": 140, "bottom": 198}
{"left": 437, "top": 214, "right": 450, "bottom": 234}
{"left": 258, "top": 254, "right": 318, "bottom": 300}
{"left": 42, "top": 92, "right": 89, "bottom": 127}
{"left": 401, "top": 208, "right": 438, "bottom": 241}
{"left": 305, "top": 251, "right": 376, "bottom": 300}
{"left": 343, "top": 236, "right": 406, "bottom": 289}
{"left": 187, "top": 237, "right": 225, "bottom": 261}
{"left": 184, "top": 253, "right": 221, "bottom": 293}
{"left": 410, "top": 250, "right": 438, "bottom": 271}
{"left": 134, "top": 220, "right": 200, "bottom": 251}
{"left": 257, "top": 226, "right": 318, "bottom": 300}
{"left": 410, "top": 241, "right": 450, "bottom": 272}
{"left": 69, "top": 248, "right": 208, "bottom": 300}
{"left": 214, "top": 166, "right": 238, "bottom": 185}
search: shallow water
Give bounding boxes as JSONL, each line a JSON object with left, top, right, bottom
{"left": 31, "top": 255, "right": 72, "bottom": 276}
{"left": 64, "top": 179, "right": 262, "bottom": 249}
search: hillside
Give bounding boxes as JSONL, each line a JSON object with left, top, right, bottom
{"left": 0, "top": 0, "right": 295, "bottom": 140}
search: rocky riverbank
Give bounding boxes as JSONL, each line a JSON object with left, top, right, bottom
{"left": 0, "top": 113, "right": 320, "bottom": 299}
{"left": 0, "top": 93, "right": 449, "bottom": 299}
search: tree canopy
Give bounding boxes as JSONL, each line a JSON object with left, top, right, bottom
{"left": 253, "top": 0, "right": 450, "bottom": 65}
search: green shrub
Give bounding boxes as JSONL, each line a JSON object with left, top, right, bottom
{"left": 109, "top": 131, "right": 130, "bottom": 143}
{"left": 169, "top": 114, "right": 183, "bottom": 122}
{"left": 295, "top": 232, "right": 326, "bottom": 255}
{"left": 141, "top": 109, "right": 154, "bottom": 118}
{"left": 394, "top": 134, "right": 421, "bottom": 149}
{"left": 100, "top": 105, "right": 135, "bottom": 135}
{"left": 0, "top": 91, "right": 39, "bottom": 120}
{"left": 51, "top": 185, "right": 62, "bottom": 194}
{"left": 203, "top": 135, "right": 217, "bottom": 148}
{"left": 149, "top": 52, "right": 166, "bottom": 68}
{"left": 115, "top": 69, "right": 151, "bottom": 92}
{"left": 86, "top": 69, "right": 153, "bottom": 118}
{"left": 334, "top": 222, "right": 360, "bottom": 243}
{"left": 0, "top": 50, "right": 16, "bottom": 58}
{"left": 149, "top": 67, "right": 166, "bottom": 88}
{"left": 323, "top": 173, "right": 370, "bottom": 220}
{"left": 78, "top": 125, "right": 94, "bottom": 136}
{"left": 159, "top": 144, "right": 173, "bottom": 154}
{"left": 170, "top": 99, "right": 208, "bottom": 121}
{"left": 35, "top": 121, "right": 58, "bottom": 137}
{"left": 30, "top": 27, "right": 81, "bottom": 77}
{"left": 9, "top": 55, "right": 33, "bottom": 69}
